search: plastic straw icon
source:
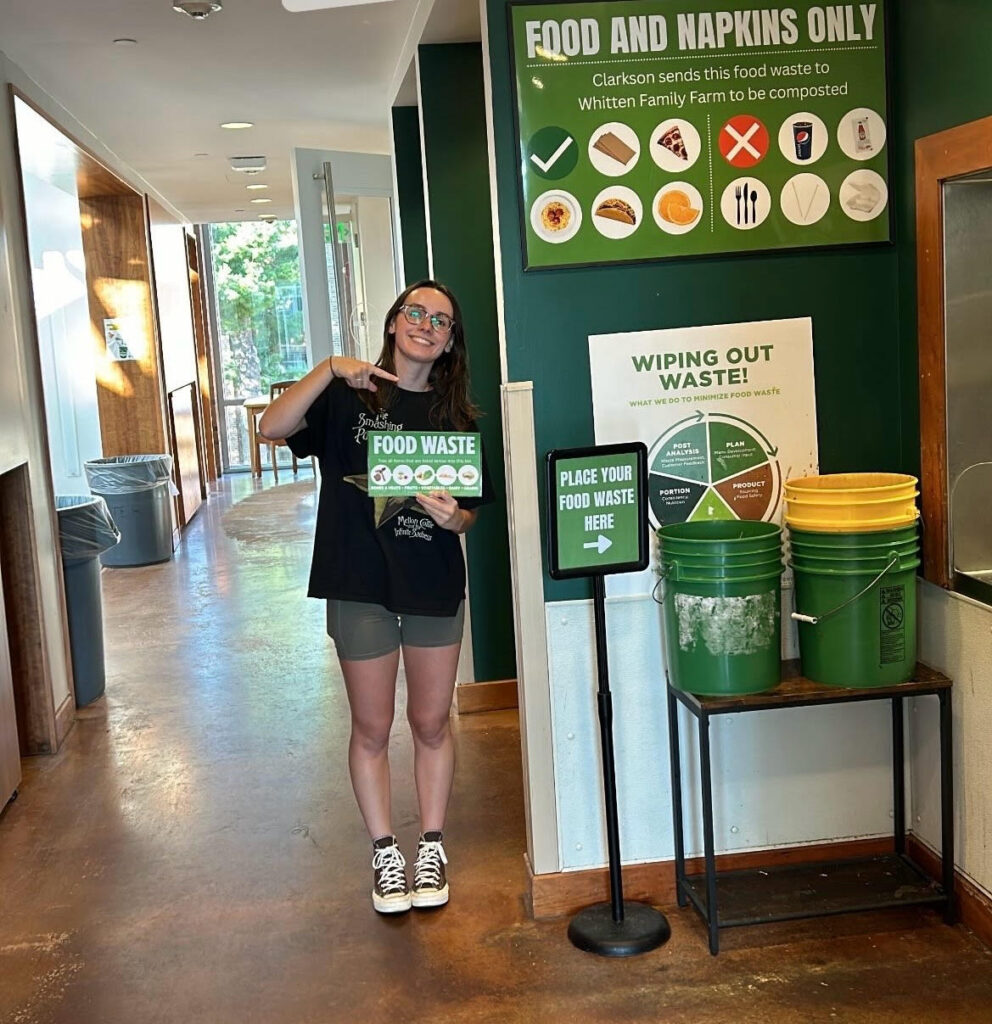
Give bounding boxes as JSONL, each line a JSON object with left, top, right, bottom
{"left": 791, "top": 180, "right": 803, "bottom": 221}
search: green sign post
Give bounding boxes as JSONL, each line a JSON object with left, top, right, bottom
{"left": 547, "top": 443, "right": 648, "bottom": 578}
{"left": 510, "top": 0, "right": 890, "bottom": 268}
{"left": 546, "top": 443, "right": 668, "bottom": 958}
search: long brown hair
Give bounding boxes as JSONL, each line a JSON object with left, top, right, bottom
{"left": 360, "top": 279, "right": 481, "bottom": 430}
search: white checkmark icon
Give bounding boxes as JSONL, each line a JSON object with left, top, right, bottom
{"left": 530, "top": 135, "right": 573, "bottom": 174}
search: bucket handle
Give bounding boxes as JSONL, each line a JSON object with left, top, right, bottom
{"left": 790, "top": 553, "right": 899, "bottom": 626}
{"left": 651, "top": 565, "right": 672, "bottom": 605}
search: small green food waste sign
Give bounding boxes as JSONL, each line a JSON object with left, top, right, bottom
{"left": 547, "top": 443, "right": 648, "bottom": 578}
{"left": 511, "top": 0, "right": 889, "bottom": 268}
{"left": 367, "top": 431, "right": 483, "bottom": 497}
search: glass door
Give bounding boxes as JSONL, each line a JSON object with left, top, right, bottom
{"left": 204, "top": 220, "right": 309, "bottom": 471}
{"left": 321, "top": 162, "right": 398, "bottom": 365}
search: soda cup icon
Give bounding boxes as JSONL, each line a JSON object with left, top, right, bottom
{"left": 793, "top": 121, "right": 813, "bottom": 160}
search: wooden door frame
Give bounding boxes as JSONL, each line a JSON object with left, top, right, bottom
{"left": 915, "top": 113, "right": 992, "bottom": 586}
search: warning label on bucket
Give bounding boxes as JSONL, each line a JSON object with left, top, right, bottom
{"left": 880, "top": 585, "right": 906, "bottom": 665}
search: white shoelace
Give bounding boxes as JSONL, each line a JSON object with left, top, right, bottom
{"left": 414, "top": 840, "right": 448, "bottom": 890}
{"left": 372, "top": 844, "right": 407, "bottom": 894}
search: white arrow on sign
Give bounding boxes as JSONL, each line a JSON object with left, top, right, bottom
{"left": 583, "top": 534, "right": 613, "bottom": 555}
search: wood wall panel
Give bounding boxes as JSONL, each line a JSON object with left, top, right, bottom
{"left": 187, "top": 233, "right": 219, "bottom": 483}
{"left": 915, "top": 114, "right": 992, "bottom": 585}
{"left": 0, "top": 463, "right": 61, "bottom": 754}
{"left": 0, "top": 558, "right": 22, "bottom": 805}
{"left": 79, "top": 194, "right": 167, "bottom": 457}
{"left": 168, "top": 384, "right": 203, "bottom": 529}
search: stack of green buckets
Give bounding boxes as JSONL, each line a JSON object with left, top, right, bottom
{"left": 785, "top": 473, "right": 920, "bottom": 688}
{"left": 656, "top": 520, "right": 785, "bottom": 696}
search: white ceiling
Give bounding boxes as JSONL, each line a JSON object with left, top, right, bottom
{"left": 0, "top": 0, "right": 480, "bottom": 225}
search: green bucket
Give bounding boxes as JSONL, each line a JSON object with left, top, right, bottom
{"left": 788, "top": 524, "right": 919, "bottom": 553}
{"left": 789, "top": 548, "right": 918, "bottom": 575}
{"left": 659, "top": 520, "right": 782, "bottom": 556}
{"left": 790, "top": 543, "right": 919, "bottom": 688}
{"left": 658, "top": 522, "right": 784, "bottom": 697}
{"left": 661, "top": 558, "right": 784, "bottom": 580}
{"left": 660, "top": 548, "right": 783, "bottom": 569}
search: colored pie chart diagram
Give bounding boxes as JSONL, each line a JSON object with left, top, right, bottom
{"left": 647, "top": 413, "right": 782, "bottom": 526}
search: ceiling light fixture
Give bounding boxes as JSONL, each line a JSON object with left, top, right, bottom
{"left": 246, "top": 183, "right": 269, "bottom": 190}
{"left": 112, "top": 37, "right": 138, "bottom": 45}
{"left": 221, "top": 121, "right": 254, "bottom": 130}
{"left": 173, "top": 1, "right": 223, "bottom": 20}
{"left": 259, "top": 214, "right": 277, "bottom": 221}
{"left": 250, "top": 198, "right": 272, "bottom": 204}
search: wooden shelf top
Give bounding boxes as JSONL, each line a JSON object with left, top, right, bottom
{"left": 672, "top": 661, "right": 952, "bottom": 715}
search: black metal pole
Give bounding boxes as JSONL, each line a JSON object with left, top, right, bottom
{"left": 566, "top": 574, "right": 671, "bottom": 957}
{"left": 592, "top": 574, "right": 625, "bottom": 922}
{"left": 892, "top": 697, "right": 905, "bottom": 856}
{"left": 699, "top": 713, "right": 720, "bottom": 955}
{"left": 667, "top": 683, "right": 688, "bottom": 908}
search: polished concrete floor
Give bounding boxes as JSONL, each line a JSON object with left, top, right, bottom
{"left": 2, "top": 474, "right": 992, "bottom": 1023}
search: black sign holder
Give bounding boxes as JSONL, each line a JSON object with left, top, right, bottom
{"left": 547, "top": 444, "right": 670, "bottom": 957}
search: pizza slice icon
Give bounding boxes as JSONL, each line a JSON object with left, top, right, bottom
{"left": 657, "top": 123, "right": 689, "bottom": 161}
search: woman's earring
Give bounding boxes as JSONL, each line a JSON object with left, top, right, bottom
{"left": 444, "top": 342, "right": 453, "bottom": 353}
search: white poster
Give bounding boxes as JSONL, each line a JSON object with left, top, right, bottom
{"left": 589, "top": 317, "right": 818, "bottom": 596}
{"left": 103, "top": 317, "right": 142, "bottom": 361}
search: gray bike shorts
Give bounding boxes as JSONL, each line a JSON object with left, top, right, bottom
{"left": 326, "top": 599, "right": 465, "bottom": 661}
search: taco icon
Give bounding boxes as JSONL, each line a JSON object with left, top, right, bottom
{"left": 457, "top": 464, "right": 479, "bottom": 487}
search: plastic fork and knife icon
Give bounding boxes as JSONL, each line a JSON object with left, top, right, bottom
{"left": 735, "top": 182, "right": 758, "bottom": 225}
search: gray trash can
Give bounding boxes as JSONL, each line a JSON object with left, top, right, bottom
{"left": 56, "top": 496, "right": 121, "bottom": 707}
{"left": 84, "top": 455, "right": 174, "bottom": 567}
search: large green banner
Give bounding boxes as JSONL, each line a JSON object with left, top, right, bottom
{"left": 510, "top": 0, "right": 889, "bottom": 268}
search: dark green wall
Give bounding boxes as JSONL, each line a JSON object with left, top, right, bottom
{"left": 486, "top": 0, "right": 904, "bottom": 602}
{"left": 390, "top": 106, "right": 430, "bottom": 286}
{"left": 890, "top": 0, "right": 992, "bottom": 477}
{"left": 418, "top": 43, "right": 516, "bottom": 681}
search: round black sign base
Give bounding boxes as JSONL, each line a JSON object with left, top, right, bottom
{"left": 567, "top": 902, "right": 671, "bottom": 957}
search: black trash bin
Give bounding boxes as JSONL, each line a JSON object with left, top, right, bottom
{"left": 84, "top": 455, "right": 174, "bottom": 567}
{"left": 56, "top": 496, "right": 121, "bottom": 707}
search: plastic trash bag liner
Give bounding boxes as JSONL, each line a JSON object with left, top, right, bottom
{"left": 84, "top": 454, "right": 177, "bottom": 495}
{"left": 55, "top": 495, "right": 121, "bottom": 560}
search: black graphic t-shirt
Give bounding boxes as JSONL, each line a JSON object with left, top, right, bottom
{"left": 287, "top": 378, "right": 494, "bottom": 617}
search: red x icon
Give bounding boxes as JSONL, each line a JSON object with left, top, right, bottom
{"left": 719, "top": 115, "right": 769, "bottom": 168}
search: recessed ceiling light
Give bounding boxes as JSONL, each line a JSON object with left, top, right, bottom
{"left": 250, "top": 198, "right": 272, "bottom": 204}
{"left": 246, "top": 183, "right": 269, "bottom": 191}
{"left": 112, "top": 37, "right": 138, "bottom": 45}
{"left": 194, "top": 152, "right": 209, "bottom": 157}
{"left": 174, "top": 1, "right": 223, "bottom": 19}
{"left": 234, "top": 208, "right": 245, "bottom": 213}
{"left": 220, "top": 121, "right": 253, "bottom": 130}
{"left": 259, "top": 214, "right": 277, "bottom": 221}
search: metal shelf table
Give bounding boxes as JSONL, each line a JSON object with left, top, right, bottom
{"left": 667, "top": 662, "right": 955, "bottom": 954}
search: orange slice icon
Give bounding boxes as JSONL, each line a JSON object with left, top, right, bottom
{"left": 659, "top": 189, "right": 700, "bottom": 225}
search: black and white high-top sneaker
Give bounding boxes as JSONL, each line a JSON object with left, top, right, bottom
{"left": 411, "top": 831, "right": 449, "bottom": 908}
{"left": 371, "top": 835, "right": 411, "bottom": 914}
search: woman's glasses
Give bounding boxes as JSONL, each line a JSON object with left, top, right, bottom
{"left": 399, "top": 304, "right": 455, "bottom": 335}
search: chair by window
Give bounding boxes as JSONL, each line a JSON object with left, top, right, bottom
{"left": 265, "top": 380, "right": 314, "bottom": 482}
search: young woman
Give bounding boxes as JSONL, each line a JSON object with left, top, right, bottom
{"left": 259, "top": 281, "right": 491, "bottom": 914}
